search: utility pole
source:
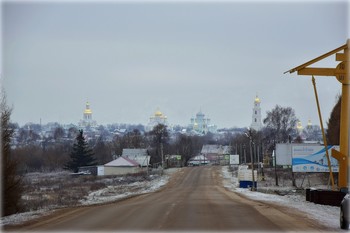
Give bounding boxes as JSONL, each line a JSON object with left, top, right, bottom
{"left": 245, "top": 131, "right": 256, "bottom": 191}
{"left": 272, "top": 146, "right": 278, "bottom": 186}
{"left": 161, "top": 142, "right": 164, "bottom": 170}
{"left": 243, "top": 144, "right": 246, "bottom": 164}
{"left": 250, "top": 139, "right": 256, "bottom": 191}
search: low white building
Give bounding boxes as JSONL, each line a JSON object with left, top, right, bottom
{"left": 80, "top": 148, "right": 151, "bottom": 176}
{"left": 103, "top": 156, "right": 146, "bottom": 176}
{"left": 188, "top": 154, "right": 209, "bottom": 166}
{"left": 201, "top": 144, "right": 232, "bottom": 165}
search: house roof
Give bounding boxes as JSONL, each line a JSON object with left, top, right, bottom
{"left": 104, "top": 156, "right": 140, "bottom": 167}
{"left": 126, "top": 155, "right": 150, "bottom": 167}
{"left": 222, "top": 146, "right": 232, "bottom": 154}
{"left": 201, "top": 145, "right": 221, "bottom": 154}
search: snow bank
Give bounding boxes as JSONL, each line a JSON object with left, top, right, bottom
{"left": 80, "top": 175, "right": 169, "bottom": 205}
{"left": 0, "top": 208, "right": 56, "bottom": 226}
{"left": 221, "top": 166, "right": 342, "bottom": 231}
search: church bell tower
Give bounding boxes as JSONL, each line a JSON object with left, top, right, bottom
{"left": 250, "top": 95, "right": 263, "bottom": 131}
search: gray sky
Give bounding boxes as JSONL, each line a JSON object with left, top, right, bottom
{"left": 1, "top": 0, "right": 349, "bottom": 128}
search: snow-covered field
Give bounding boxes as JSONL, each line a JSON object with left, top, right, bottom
{"left": 221, "top": 166, "right": 344, "bottom": 231}
{"left": 1, "top": 169, "right": 174, "bottom": 227}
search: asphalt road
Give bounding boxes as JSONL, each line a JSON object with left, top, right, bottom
{"left": 8, "top": 166, "right": 328, "bottom": 231}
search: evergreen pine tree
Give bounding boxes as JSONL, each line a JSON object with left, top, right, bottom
{"left": 326, "top": 95, "right": 341, "bottom": 145}
{"left": 64, "top": 130, "right": 97, "bottom": 172}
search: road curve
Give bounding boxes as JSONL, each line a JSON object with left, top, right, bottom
{"left": 7, "top": 166, "right": 328, "bottom": 231}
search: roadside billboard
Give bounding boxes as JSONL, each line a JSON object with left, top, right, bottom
{"left": 276, "top": 143, "right": 319, "bottom": 166}
{"left": 292, "top": 145, "right": 339, "bottom": 172}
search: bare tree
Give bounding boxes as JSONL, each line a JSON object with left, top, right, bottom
{"left": 149, "top": 124, "right": 169, "bottom": 165}
{"left": 94, "top": 137, "right": 112, "bottom": 165}
{"left": 111, "top": 129, "right": 146, "bottom": 157}
{"left": 263, "top": 105, "right": 298, "bottom": 143}
{"left": 1, "top": 92, "right": 23, "bottom": 216}
{"left": 172, "top": 134, "right": 195, "bottom": 165}
{"left": 67, "top": 127, "right": 79, "bottom": 139}
{"left": 53, "top": 126, "right": 65, "bottom": 141}
{"left": 263, "top": 105, "right": 299, "bottom": 187}
{"left": 124, "top": 129, "right": 145, "bottom": 148}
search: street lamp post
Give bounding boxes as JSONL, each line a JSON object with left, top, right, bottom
{"left": 161, "top": 142, "right": 164, "bottom": 170}
{"left": 272, "top": 146, "right": 278, "bottom": 186}
{"left": 243, "top": 144, "right": 246, "bottom": 164}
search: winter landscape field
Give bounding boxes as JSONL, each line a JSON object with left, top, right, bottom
{"left": 1, "top": 166, "right": 345, "bottom": 231}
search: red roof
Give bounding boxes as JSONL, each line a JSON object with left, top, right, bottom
{"left": 104, "top": 156, "right": 140, "bottom": 167}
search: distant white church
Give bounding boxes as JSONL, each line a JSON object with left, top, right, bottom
{"left": 79, "top": 101, "right": 97, "bottom": 128}
{"left": 250, "top": 95, "right": 263, "bottom": 131}
{"left": 146, "top": 108, "right": 168, "bottom": 131}
{"left": 188, "top": 110, "right": 217, "bottom": 135}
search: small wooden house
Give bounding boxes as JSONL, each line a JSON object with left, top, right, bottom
{"left": 103, "top": 156, "right": 144, "bottom": 176}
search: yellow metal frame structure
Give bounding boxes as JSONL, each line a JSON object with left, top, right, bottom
{"left": 285, "top": 39, "right": 350, "bottom": 189}
{"left": 311, "top": 76, "right": 335, "bottom": 190}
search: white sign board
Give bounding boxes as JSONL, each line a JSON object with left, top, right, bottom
{"left": 229, "top": 154, "right": 239, "bottom": 165}
{"left": 292, "top": 145, "right": 339, "bottom": 172}
{"left": 238, "top": 169, "right": 257, "bottom": 181}
{"left": 276, "top": 143, "right": 293, "bottom": 165}
{"left": 276, "top": 143, "right": 320, "bottom": 166}
{"left": 97, "top": 166, "right": 104, "bottom": 176}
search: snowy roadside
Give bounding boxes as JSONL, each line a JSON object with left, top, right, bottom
{"left": 80, "top": 172, "right": 169, "bottom": 205}
{"left": 1, "top": 168, "right": 178, "bottom": 227}
{"left": 221, "top": 166, "right": 343, "bottom": 231}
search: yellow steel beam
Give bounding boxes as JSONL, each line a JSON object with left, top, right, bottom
{"left": 312, "top": 76, "right": 335, "bottom": 190}
{"left": 297, "top": 68, "right": 336, "bottom": 76}
{"left": 332, "top": 149, "right": 348, "bottom": 188}
{"left": 284, "top": 43, "right": 347, "bottom": 74}
{"left": 336, "top": 53, "right": 346, "bottom": 61}
{"left": 339, "top": 41, "right": 350, "bottom": 188}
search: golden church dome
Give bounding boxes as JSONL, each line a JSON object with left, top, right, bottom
{"left": 84, "top": 102, "right": 92, "bottom": 114}
{"left": 297, "top": 121, "right": 303, "bottom": 130}
{"left": 254, "top": 96, "right": 261, "bottom": 103}
{"left": 155, "top": 109, "right": 163, "bottom": 117}
{"left": 307, "top": 119, "right": 312, "bottom": 126}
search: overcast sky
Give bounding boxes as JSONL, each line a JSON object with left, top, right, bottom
{"left": 1, "top": 0, "right": 349, "bottom": 128}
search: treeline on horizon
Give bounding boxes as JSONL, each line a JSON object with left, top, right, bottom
{"left": 7, "top": 96, "right": 341, "bottom": 174}
{"left": 7, "top": 99, "right": 339, "bottom": 174}
{"left": 1, "top": 93, "right": 341, "bottom": 216}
